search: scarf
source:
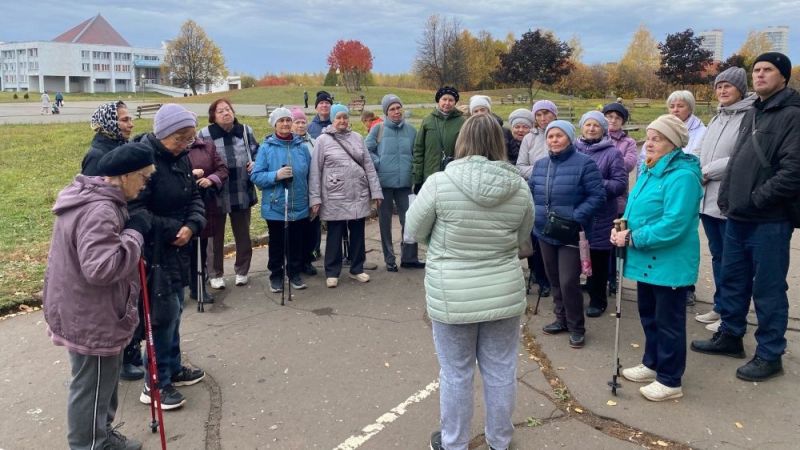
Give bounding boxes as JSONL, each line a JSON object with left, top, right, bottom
{"left": 90, "top": 101, "right": 126, "bottom": 142}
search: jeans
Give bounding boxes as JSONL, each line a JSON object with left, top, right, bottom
{"left": 700, "top": 214, "right": 727, "bottom": 312}
{"left": 378, "top": 187, "right": 420, "bottom": 265}
{"left": 637, "top": 283, "right": 687, "bottom": 387}
{"left": 432, "top": 316, "right": 520, "bottom": 450}
{"left": 718, "top": 219, "right": 792, "bottom": 361}
{"left": 145, "top": 288, "right": 183, "bottom": 388}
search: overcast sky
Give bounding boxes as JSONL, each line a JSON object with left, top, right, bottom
{"left": 2, "top": 1, "right": 797, "bottom": 75}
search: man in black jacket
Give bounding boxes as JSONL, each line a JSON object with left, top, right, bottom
{"left": 692, "top": 53, "right": 800, "bottom": 382}
{"left": 129, "top": 104, "right": 208, "bottom": 409}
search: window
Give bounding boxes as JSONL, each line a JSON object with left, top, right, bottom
{"left": 30, "top": 62, "right": 38, "bottom": 70}
{"left": 114, "top": 52, "right": 131, "bottom": 60}
{"left": 27, "top": 48, "right": 37, "bottom": 57}
{"left": 95, "top": 79, "right": 107, "bottom": 84}
{"left": 82, "top": 63, "right": 90, "bottom": 72}
{"left": 93, "top": 64, "right": 110, "bottom": 71}
{"left": 81, "top": 50, "right": 90, "bottom": 59}
{"left": 114, "top": 64, "right": 131, "bottom": 72}
{"left": 1, "top": 50, "right": 14, "bottom": 58}
{"left": 92, "top": 51, "right": 110, "bottom": 59}
{"left": 17, "top": 49, "right": 25, "bottom": 56}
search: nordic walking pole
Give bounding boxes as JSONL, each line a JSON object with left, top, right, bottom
{"left": 283, "top": 187, "right": 293, "bottom": 304}
{"left": 196, "top": 237, "right": 204, "bottom": 313}
{"left": 608, "top": 218, "right": 627, "bottom": 396}
{"left": 138, "top": 259, "right": 167, "bottom": 449}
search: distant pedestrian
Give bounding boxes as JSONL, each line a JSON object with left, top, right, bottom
{"left": 691, "top": 52, "right": 800, "bottom": 382}
{"left": 55, "top": 91, "right": 64, "bottom": 107}
{"left": 412, "top": 86, "right": 465, "bottom": 192}
{"left": 41, "top": 90, "right": 50, "bottom": 115}
{"left": 360, "top": 110, "right": 383, "bottom": 132}
{"left": 614, "top": 114, "right": 702, "bottom": 402}
{"left": 307, "top": 91, "right": 333, "bottom": 138}
{"left": 406, "top": 114, "right": 534, "bottom": 450}
{"left": 303, "top": 90, "right": 309, "bottom": 109}
{"left": 44, "top": 143, "right": 155, "bottom": 450}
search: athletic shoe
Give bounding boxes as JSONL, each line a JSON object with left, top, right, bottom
{"left": 270, "top": 278, "right": 283, "bottom": 293}
{"left": 622, "top": 364, "right": 657, "bottom": 383}
{"left": 290, "top": 275, "right": 307, "bottom": 290}
{"left": 542, "top": 321, "right": 568, "bottom": 335}
{"left": 695, "top": 310, "right": 720, "bottom": 323}
{"left": 386, "top": 263, "right": 398, "bottom": 272}
{"left": 349, "top": 272, "right": 370, "bottom": 283}
{"left": 209, "top": 277, "right": 225, "bottom": 289}
{"left": 106, "top": 423, "right": 142, "bottom": 450}
{"left": 171, "top": 366, "right": 205, "bottom": 386}
{"left": 235, "top": 275, "right": 249, "bottom": 286}
{"left": 326, "top": 277, "right": 338, "bottom": 288}
{"left": 429, "top": 431, "right": 444, "bottom": 450}
{"left": 303, "top": 263, "right": 318, "bottom": 276}
{"left": 139, "top": 384, "right": 186, "bottom": 410}
{"left": 639, "top": 381, "right": 683, "bottom": 402}
{"left": 705, "top": 320, "right": 721, "bottom": 332}
{"left": 569, "top": 333, "right": 585, "bottom": 348}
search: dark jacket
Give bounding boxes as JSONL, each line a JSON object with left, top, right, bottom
{"left": 413, "top": 109, "right": 465, "bottom": 184}
{"left": 187, "top": 138, "right": 229, "bottom": 239}
{"left": 718, "top": 87, "right": 800, "bottom": 222}
{"left": 529, "top": 145, "right": 605, "bottom": 246}
{"left": 308, "top": 115, "right": 332, "bottom": 139}
{"left": 129, "top": 133, "right": 207, "bottom": 297}
{"left": 575, "top": 137, "right": 628, "bottom": 249}
{"left": 504, "top": 129, "right": 521, "bottom": 165}
{"left": 81, "top": 133, "right": 127, "bottom": 176}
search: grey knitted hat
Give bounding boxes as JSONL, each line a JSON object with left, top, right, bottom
{"left": 381, "top": 94, "right": 402, "bottom": 116}
{"left": 715, "top": 67, "right": 748, "bottom": 97}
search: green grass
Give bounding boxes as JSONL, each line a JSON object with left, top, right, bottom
{"left": 175, "top": 85, "right": 437, "bottom": 107}
{"left": 0, "top": 91, "right": 169, "bottom": 103}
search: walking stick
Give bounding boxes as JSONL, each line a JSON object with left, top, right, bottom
{"left": 281, "top": 187, "right": 293, "bottom": 305}
{"left": 608, "top": 218, "right": 627, "bottom": 396}
{"left": 138, "top": 259, "right": 167, "bottom": 449}
{"left": 196, "top": 237, "right": 204, "bottom": 313}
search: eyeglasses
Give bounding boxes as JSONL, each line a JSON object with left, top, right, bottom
{"left": 173, "top": 135, "right": 195, "bottom": 146}
{"left": 387, "top": 105, "right": 403, "bottom": 112}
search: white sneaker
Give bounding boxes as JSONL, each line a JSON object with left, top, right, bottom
{"left": 622, "top": 364, "right": 657, "bottom": 383}
{"left": 326, "top": 277, "right": 338, "bottom": 288}
{"left": 349, "top": 272, "right": 370, "bottom": 283}
{"left": 639, "top": 381, "right": 683, "bottom": 402}
{"left": 695, "top": 310, "right": 720, "bottom": 324}
{"left": 705, "top": 319, "right": 721, "bottom": 332}
{"left": 235, "top": 275, "right": 249, "bottom": 286}
{"left": 209, "top": 277, "right": 226, "bottom": 290}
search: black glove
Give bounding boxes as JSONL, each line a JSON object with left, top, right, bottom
{"left": 413, "top": 183, "right": 423, "bottom": 195}
{"left": 125, "top": 211, "right": 153, "bottom": 237}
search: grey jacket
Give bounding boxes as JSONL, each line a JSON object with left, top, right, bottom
{"left": 516, "top": 128, "right": 548, "bottom": 180}
{"left": 310, "top": 126, "right": 383, "bottom": 221}
{"left": 698, "top": 95, "right": 756, "bottom": 219}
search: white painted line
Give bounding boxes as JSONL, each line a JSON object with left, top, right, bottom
{"left": 333, "top": 379, "right": 440, "bottom": 450}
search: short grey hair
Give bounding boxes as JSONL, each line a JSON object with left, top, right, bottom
{"left": 666, "top": 90, "right": 696, "bottom": 113}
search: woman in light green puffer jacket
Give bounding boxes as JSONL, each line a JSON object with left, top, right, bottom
{"left": 406, "top": 114, "right": 533, "bottom": 450}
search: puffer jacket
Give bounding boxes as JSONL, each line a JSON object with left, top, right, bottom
{"left": 81, "top": 133, "right": 127, "bottom": 176}
{"left": 43, "top": 175, "right": 143, "bottom": 356}
{"left": 624, "top": 149, "right": 703, "bottom": 287}
{"left": 412, "top": 108, "right": 465, "bottom": 184}
{"left": 516, "top": 128, "right": 547, "bottom": 180}
{"left": 529, "top": 145, "right": 605, "bottom": 246}
{"left": 608, "top": 129, "right": 638, "bottom": 214}
{"left": 575, "top": 137, "right": 628, "bottom": 249}
{"left": 698, "top": 94, "right": 756, "bottom": 219}
{"left": 365, "top": 119, "right": 417, "bottom": 188}
{"left": 309, "top": 126, "right": 383, "bottom": 221}
{"left": 718, "top": 87, "right": 800, "bottom": 223}
{"left": 307, "top": 115, "right": 331, "bottom": 139}
{"left": 406, "top": 156, "right": 534, "bottom": 324}
{"left": 251, "top": 133, "right": 312, "bottom": 221}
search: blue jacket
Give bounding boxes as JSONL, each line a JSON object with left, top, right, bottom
{"left": 250, "top": 134, "right": 312, "bottom": 221}
{"left": 307, "top": 115, "right": 331, "bottom": 139}
{"left": 365, "top": 119, "right": 417, "bottom": 188}
{"left": 529, "top": 145, "right": 605, "bottom": 246}
{"left": 624, "top": 149, "right": 703, "bottom": 287}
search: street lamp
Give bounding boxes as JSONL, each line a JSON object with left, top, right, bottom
{"left": 140, "top": 73, "right": 145, "bottom": 101}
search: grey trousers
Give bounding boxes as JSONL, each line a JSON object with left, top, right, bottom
{"left": 377, "top": 187, "right": 419, "bottom": 265}
{"left": 208, "top": 208, "right": 253, "bottom": 277}
{"left": 539, "top": 241, "right": 585, "bottom": 335}
{"left": 67, "top": 351, "right": 122, "bottom": 450}
{"left": 432, "top": 316, "right": 520, "bottom": 450}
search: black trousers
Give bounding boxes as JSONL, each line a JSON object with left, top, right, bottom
{"left": 325, "top": 219, "right": 365, "bottom": 277}
{"left": 539, "top": 241, "right": 585, "bottom": 335}
{"left": 267, "top": 218, "right": 309, "bottom": 280}
{"left": 587, "top": 249, "right": 611, "bottom": 309}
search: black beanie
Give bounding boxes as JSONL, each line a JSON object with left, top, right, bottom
{"left": 97, "top": 142, "right": 154, "bottom": 176}
{"left": 602, "top": 102, "right": 630, "bottom": 123}
{"left": 315, "top": 90, "right": 333, "bottom": 108}
{"left": 435, "top": 86, "right": 459, "bottom": 103}
{"left": 753, "top": 52, "right": 792, "bottom": 85}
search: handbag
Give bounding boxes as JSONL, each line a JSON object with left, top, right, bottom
{"left": 541, "top": 160, "right": 581, "bottom": 244}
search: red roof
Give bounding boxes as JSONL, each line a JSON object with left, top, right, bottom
{"left": 52, "top": 14, "right": 130, "bottom": 47}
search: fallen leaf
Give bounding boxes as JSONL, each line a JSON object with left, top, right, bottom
{"left": 606, "top": 400, "right": 617, "bottom": 406}
{"left": 574, "top": 407, "right": 584, "bottom": 413}
{"left": 735, "top": 422, "right": 744, "bottom": 429}
{"left": 630, "top": 343, "right": 640, "bottom": 348}
{"left": 384, "top": 362, "right": 390, "bottom": 368}
{"left": 557, "top": 366, "right": 566, "bottom": 370}
{"left": 657, "top": 440, "right": 669, "bottom": 447}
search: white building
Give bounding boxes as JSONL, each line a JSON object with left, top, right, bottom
{"left": 762, "top": 26, "right": 789, "bottom": 54}
{"left": 699, "top": 29, "right": 724, "bottom": 62}
{"left": 0, "top": 14, "right": 164, "bottom": 93}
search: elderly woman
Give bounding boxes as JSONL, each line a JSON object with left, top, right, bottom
{"left": 517, "top": 100, "right": 558, "bottom": 180}
{"left": 530, "top": 120, "right": 604, "bottom": 348}
{"left": 291, "top": 107, "right": 320, "bottom": 275}
{"left": 81, "top": 101, "right": 135, "bottom": 176}
{"left": 406, "top": 114, "right": 533, "bottom": 450}
{"left": 251, "top": 107, "right": 313, "bottom": 293}
{"left": 310, "top": 104, "right": 383, "bottom": 288}
{"left": 694, "top": 67, "right": 755, "bottom": 331}
{"left": 44, "top": 143, "right": 155, "bottom": 450}
{"left": 574, "top": 111, "right": 627, "bottom": 317}
{"left": 613, "top": 114, "right": 703, "bottom": 402}
{"left": 412, "top": 86, "right": 465, "bottom": 192}
{"left": 505, "top": 108, "right": 534, "bottom": 165}
{"left": 198, "top": 99, "right": 259, "bottom": 289}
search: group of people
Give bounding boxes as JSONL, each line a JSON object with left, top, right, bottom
{"left": 40, "top": 51, "right": 797, "bottom": 450}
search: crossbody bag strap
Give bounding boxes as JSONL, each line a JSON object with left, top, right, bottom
{"left": 544, "top": 159, "right": 553, "bottom": 213}
{"left": 242, "top": 124, "right": 253, "bottom": 164}
{"left": 750, "top": 113, "right": 772, "bottom": 171}
{"left": 331, "top": 134, "right": 365, "bottom": 170}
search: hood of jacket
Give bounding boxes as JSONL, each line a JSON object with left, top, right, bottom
{"left": 685, "top": 114, "right": 704, "bottom": 133}
{"left": 383, "top": 118, "right": 406, "bottom": 130}
{"left": 717, "top": 93, "right": 757, "bottom": 115}
{"left": 265, "top": 132, "right": 305, "bottom": 146}
{"left": 444, "top": 156, "right": 521, "bottom": 208}
{"left": 53, "top": 175, "right": 126, "bottom": 216}
{"left": 431, "top": 108, "right": 464, "bottom": 121}
{"left": 321, "top": 124, "right": 353, "bottom": 136}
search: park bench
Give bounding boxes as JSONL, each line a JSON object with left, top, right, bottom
{"left": 499, "top": 94, "right": 514, "bottom": 105}
{"left": 632, "top": 98, "right": 651, "bottom": 108}
{"left": 265, "top": 104, "right": 277, "bottom": 116}
{"left": 695, "top": 100, "right": 714, "bottom": 113}
{"left": 347, "top": 98, "right": 366, "bottom": 114}
{"left": 136, "top": 103, "right": 162, "bottom": 118}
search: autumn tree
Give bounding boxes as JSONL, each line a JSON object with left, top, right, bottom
{"left": 239, "top": 74, "right": 256, "bottom": 89}
{"left": 657, "top": 29, "right": 714, "bottom": 88}
{"left": 459, "top": 30, "right": 506, "bottom": 90}
{"left": 612, "top": 24, "right": 665, "bottom": 98}
{"left": 789, "top": 66, "right": 800, "bottom": 91}
{"left": 738, "top": 31, "right": 773, "bottom": 68}
{"left": 327, "top": 40, "right": 373, "bottom": 93}
{"left": 413, "top": 15, "right": 468, "bottom": 88}
{"left": 493, "top": 29, "right": 573, "bottom": 100}
{"left": 162, "top": 20, "right": 227, "bottom": 95}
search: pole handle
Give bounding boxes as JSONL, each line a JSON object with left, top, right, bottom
{"left": 613, "top": 218, "right": 628, "bottom": 232}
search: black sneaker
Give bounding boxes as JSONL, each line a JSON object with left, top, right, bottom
{"left": 303, "top": 262, "right": 318, "bottom": 276}
{"left": 736, "top": 356, "right": 783, "bottom": 381}
{"left": 120, "top": 363, "right": 144, "bottom": 381}
{"left": 106, "top": 423, "right": 142, "bottom": 450}
{"left": 270, "top": 278, "right": 283, "bottom": 293}
{"left": 690, "top": 331, "right": 746, "bottom": 358}
{"left": 542, "top": 321, "right": 568, "bottom": 335}
{"left": 386, "top": 263, "right": 398, "bottom": 272}
{"left": 290, "top": 275, "right": 307, "bottom": 290}
{"left": 429, "top": 431, "right": 444, "bottom": 450}
{"left": 171, "top": 366, "right": 205, "bottom": 386}
{"left": 569, "top": 333, "right": 585, "bottom": 348}
{"left": 139, "top": 384, "right": 186, "bottom": 410}
{"left": 586, "top": 305, "right": 606, "bottom": 318}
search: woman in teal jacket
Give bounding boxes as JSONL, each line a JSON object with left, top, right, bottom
{"left": 611, "top": 114, "right": 703, "bottom": 402}
{"left": 407, "top": 115, "right": 533, "bottom": 450}
{"left": 251, "top": 107, "right": 312, "bottom": 293}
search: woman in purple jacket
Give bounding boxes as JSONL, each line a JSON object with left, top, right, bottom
{"left": 43, "top": 143, "right": 155, "bottom": 450}
{"left": 574, "top": 111, "right": 628, "bottom": 317}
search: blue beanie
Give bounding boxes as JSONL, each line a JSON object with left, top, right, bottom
{"left": 579, "top": 110, "right": 608, "bottom": 134}
{"left": 330, "top": 103, "right": 349, "bottom": 119}
{"left": 545, "top": 120, "right": 575, "bottom": 143}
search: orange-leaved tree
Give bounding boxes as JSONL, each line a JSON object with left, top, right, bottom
{"left": 327, "top": 40, "right": 373, "bottom": 93}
